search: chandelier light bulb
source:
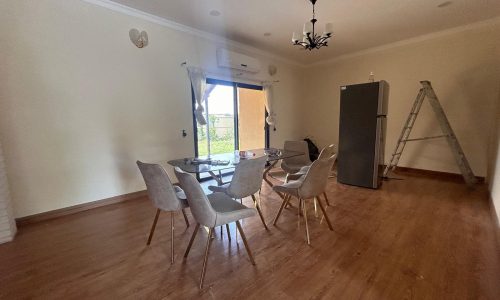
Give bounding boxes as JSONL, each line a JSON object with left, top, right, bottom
{"left": 324, "top": 23, "right": 333, "bottom": 35}
{"left": 303, "top": 22, "right": 313, "bottom": 35}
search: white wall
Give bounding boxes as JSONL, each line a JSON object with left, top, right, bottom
{"left": 300, "top": 21, "right": 500, "bottom": 177}
{"left": 0, "top": 0, "right": 304, "bottom": 218}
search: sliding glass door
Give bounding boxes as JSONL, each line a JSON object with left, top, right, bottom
{"left": 193, "top": 79, "right": 268, "bottom": 179}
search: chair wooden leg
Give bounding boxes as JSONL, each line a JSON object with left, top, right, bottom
{"left": 298, "top": 198, "right": 303, "bottom": 218}
{"left": 199, "top": 227, "right": 214, "bottom": 289}
{"left": 147, "top": 209, "right": 161, "bottom": 245}
{"left": 251, "top": 194, "right": 269, "bottom": 230}
{"left": 184, "top": 223, "right": 200, "bottom": 258}
{"left": 235, "top": 221, "right": 256, "bottom": 265}
{"left": 316, "top": 197, "right": 333, "bottom": 231}
{"left": 226, "top": 224, "right": 231, "bottom": 241}
{"left": 181, "top": 209, "right": 190, "bottom": 227}
{"left": 284, "top": 176, "right": 291, "bottom": 208}
{"left": 273, "top": 194, "right": 291, "bottom": 225}
{"left": 170, "top": 211, "right": 175, "bottom": 264}
{"left": 323, "top": 192, "right": 331, "bottom": 206}
{"left": 313, "top": 198, "right": 319, "bottom": 218}
{"left": 235, "top": 200, "right": 242, "bottom": 242}
{"left": 302, "top": 199, "right": 310, "bottom": 245}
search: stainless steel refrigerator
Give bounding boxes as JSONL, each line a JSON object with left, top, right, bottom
{"left": 337, "top": 81, "right": 389, "bottom": 189}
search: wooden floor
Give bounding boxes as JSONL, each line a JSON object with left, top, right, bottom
{"left": 1, "top": 172, "right": 499, "bottom": 299}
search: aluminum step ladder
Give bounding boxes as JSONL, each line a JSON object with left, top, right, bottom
{"left": 383, "top": 81, "right": 477, "bottom": 185}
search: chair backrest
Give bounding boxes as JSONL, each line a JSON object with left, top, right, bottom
{"left": 318, "top": 144, "right": 336, "bottom": 160}
{"left": 174, "top": 167, "right": 217, "bottom": 227}
{"left": 298, "top": 154, "right": 337, "bottom": 199}
{"left": 137, "top": 161, "right": 183, "bottom": 211}
{"left": 318, "top": 144, "right": 335, "bottom": 159}
{"left": 227, "top": 155, "right": 267, "bottom": 198}
{"left": 283, "top": 140, "right": 311, "bottom": 165}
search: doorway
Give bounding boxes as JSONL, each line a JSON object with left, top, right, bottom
{"left": 237, "top": 87, "right": 267, "bottom": 150}
{"left": 192, "top": 79, "right": 268, "bottom": 178}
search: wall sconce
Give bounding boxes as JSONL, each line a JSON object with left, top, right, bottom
{"left": 129, "top": 29, "right": 148, "bottom": 48}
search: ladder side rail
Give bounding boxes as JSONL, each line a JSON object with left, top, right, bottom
{"left": 399, "top": 92, "right": 425, "bottom": 144}
{"left": 421, "top": 81, "right": 477, "bottom": 185}
{"left": 397, "top": 89, "right": 425, "bottom": 143}
{"left": 383, "top": 89, "right": 425, "bottom": 177}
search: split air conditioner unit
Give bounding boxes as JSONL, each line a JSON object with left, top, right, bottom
{"left": 216, "top": 48, "right": 261, "bottom": 73}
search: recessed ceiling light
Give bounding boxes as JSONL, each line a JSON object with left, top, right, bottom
{"left": 437, "top": 1, "right": 453, "bottom": 8}
{"left": 209, "top": 10, "right": 221, "bottom": 16}
{"left": 264, "top": 32, "right": 272, "bottom": 37}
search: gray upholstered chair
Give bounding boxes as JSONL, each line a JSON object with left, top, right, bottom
{"left": 208, "top": 155, "right": 268, "bottom": 230}
{"left": 287, "top": 144, "right": 337, "bottom": 206}
{"left": 281, "top": 140, "right": 312, "bottom": 176}
{"left": 136, "top": 161, "right": 190, "bottom": 264}
{"left": 174, "top": 167, "right": 257, "bottom": 289}
{"left": 272, "top": 154, "right": 336, "bottom": 245}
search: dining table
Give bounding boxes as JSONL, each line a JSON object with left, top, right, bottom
{"left": 165, "top": 148, "right": 304, "bottom": 194}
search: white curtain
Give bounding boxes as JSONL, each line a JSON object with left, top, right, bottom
{"left": 0, "top": 140, "right": 16, "bottom": 243}
{"left": 187, "top": 67, "right": 207, "bottom": 125}
{"left": 263, "top": 83, "right": 276, "bottom": 126}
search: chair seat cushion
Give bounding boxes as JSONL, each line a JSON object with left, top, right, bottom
{"left": 207, "top": 183, "right": 230, "bottom": 193}
{"left": 208, "top": 193, "right": 256, "bottom": 226}
{"left": 281, "top": 161, "right": 311, "bottom": 174}
{"left": 272, "top": 179, "right": 304, "bottom": 198}
{"left": 286, "top": 173, "right": 305, "bottom": 182}
{"left": 174, "top": 185, "right": 187, "bottom": 199}
{"left": 173, "top": 186, "right": 189, "bottom": 208}
{"left": 286, "top": 165, "right": 310, "bottom": 181}
{"left": 296, "top": 165, "right": 310, "bottom": 174}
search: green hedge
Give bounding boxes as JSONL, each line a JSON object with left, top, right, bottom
{"left": 197, "top": 139, "right": 234, "bottom": 156}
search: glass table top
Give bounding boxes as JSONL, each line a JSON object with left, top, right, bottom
{"left": 164, "top": 148, "right": 304, "bottom": 174}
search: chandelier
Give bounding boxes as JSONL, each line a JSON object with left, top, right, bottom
{"left": 292, "top": 0, "right": 333, "bottom": 51}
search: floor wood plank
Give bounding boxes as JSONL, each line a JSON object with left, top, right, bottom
{"left": 1, "top": 172, "right": 499, "bottom": 299}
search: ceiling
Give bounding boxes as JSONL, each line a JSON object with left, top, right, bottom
{"left": 110, "top": 0, "right": 500, "bottom": 64}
